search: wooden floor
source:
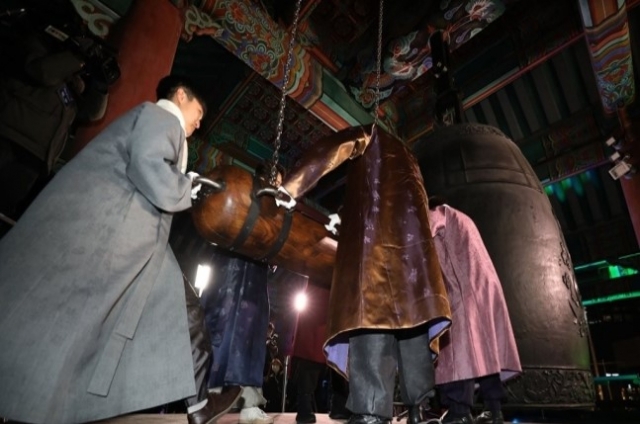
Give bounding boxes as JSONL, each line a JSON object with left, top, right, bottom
{"left": 91, "top": 411, "right": 640, "bottom": 424}
{"left": 4, "top": 410, "right": 637, "bottom": 424}
{"left": 5, "top": 412, "right": 640, "bottom": 424}
{"left": 96, "top": 413, "right": 360, "bottom": 424}
{"left": 94, "top": 412, "right": 452, "bottom": 424}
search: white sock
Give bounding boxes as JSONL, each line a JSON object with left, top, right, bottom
{"left": 187, "top": 399, "right": 208, "bottom": 414}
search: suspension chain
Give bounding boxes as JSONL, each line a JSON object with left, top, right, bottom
{"left": 270, "top": 0, "right": 303, "bottom": 186}
{"left": 373, "top": 0, "right": 384, "bottom": 128}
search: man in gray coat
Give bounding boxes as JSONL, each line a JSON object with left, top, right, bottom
{"left": 0, "top": 75, "right": 240, "bottom": 424}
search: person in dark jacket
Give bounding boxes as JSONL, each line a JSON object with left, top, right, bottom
{"left": 0, "top": 0, "right": 111, "bottom": 219}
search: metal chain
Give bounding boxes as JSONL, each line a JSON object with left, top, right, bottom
{"left": 373, "top": 0, "right": 384, "bottom": 128}
{"left": 270, "top": 0, "right": 303, "bottom": 186}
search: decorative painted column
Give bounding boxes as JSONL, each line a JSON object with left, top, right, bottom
{"left": 617, "top": 108, "right": 640, "bottom": 248}
{"left": 71, "top": 0, "right": 183, "bottom": 155}
{"left": 579, "top": 0, "right": 635, "bottom": 114}
{"left": 579, "top": 0, "right": 640, "bottom": 247}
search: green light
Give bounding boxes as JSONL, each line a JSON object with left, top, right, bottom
{"left": 618, "top": 252, "right": 640, "bottom": 261}
{"left": 609, "top": 265, "right": 621, "bottom": 279}
{"left": 554, "top": 182, "right": 566, "bottom": 202}
{"left": 574, "top": 260, "right": 639, "bottom": 276}
{"left": 580, "top": 170, "right": 595, "bottom": 183}
{"left": 607, "top": 265, "right": 638, "bottom": 279}
{"left": 574, "top": 260, "right": 608, "bottom": 271}
{"left": 594, "top": 374, "right": 639, "bottom": 383}
{"left": 544, "top": 185, "right": 554, "bottom": 196}
{"left": 582, "top": 291, "right": 640, "bottom": 306}
{"left": 572, "top": 175, "right": 584, "bottom": 196}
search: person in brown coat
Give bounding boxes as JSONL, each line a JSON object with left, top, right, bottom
{"left": 279, "top": 124, "right": 451, "bottom": 424}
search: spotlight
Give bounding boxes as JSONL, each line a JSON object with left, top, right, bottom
{"left": 605, "top": 136, "right": 624, "bottom": 150}
{"left": 294, "top": 292, "right": 308, "bottom": 312}
{"left": 194, "top": 264, "right": 212, "bottom": 297}
{"left": 609, "top": 159, "right": 634, "bottom": 180}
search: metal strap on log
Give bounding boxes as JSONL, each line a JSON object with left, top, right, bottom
{"left": 228, "top": 173, "right": 262, "bottom": 252}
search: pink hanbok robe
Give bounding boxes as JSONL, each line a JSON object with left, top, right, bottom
{"left": 429, "top": 204, "right": 522, "bottom": 384}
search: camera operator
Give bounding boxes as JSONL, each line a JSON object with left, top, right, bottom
{"left": 0, "top": 0, "right": 119, "bottom": 221}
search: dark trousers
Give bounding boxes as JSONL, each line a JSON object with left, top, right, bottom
{"left": 295, "top": 358, "right": 326, "bottom": 415}
{"left": 347, "top": 329, "right": 435, "bottom": 419}
{"left": 329, "top": 368, "right": 350, "bottom": 415}
{"left": 184, "top": 275, "right": 213, "bottom": 406}
{"left": 438, "top": 373, "right": 504, "bottom": 415}
{"left": 0, "top": 140, "right": 43, "bottom": 219}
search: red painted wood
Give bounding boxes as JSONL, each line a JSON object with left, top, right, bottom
{"left": 71, "top": 0, "right": 183, "bottom": 156}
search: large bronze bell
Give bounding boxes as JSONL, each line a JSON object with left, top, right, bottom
{"left": 414, "top": 123, "right": 594, "bottom": 409}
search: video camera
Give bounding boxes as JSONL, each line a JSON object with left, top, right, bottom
{"left": 47, "top": 25, "right": 121, "bottom": 86}
{"left": 1, "top": 0, "right": 120, "bottom": 86}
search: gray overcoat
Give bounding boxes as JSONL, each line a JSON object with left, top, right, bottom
{"left": 0, "top": 102, "right": 196, "bottom": 424}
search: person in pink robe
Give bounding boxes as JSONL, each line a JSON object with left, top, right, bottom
{"left": 429, "top": 201, "right": 522, "bottom": 424}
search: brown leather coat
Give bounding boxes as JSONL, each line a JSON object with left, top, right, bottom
{"left": 283, "top": 125, "right": 451, "bottom": 375}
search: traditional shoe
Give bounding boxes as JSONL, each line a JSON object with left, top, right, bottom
{"left": 329, "top": 393, "right": 351, "bottom": 420}
{"left": 408, "top": 405, "right": 424, "bottom": 424}
{"left": 346, "top": 414, "right": 391, "bottom": 424}
{"left": 296, "top": 411, "right": 317, "bottom": 423}
{"left": 188, "top": 385, "right": 243, "bottom": 424}
{"left": 475, "top": 410, "right": 504, "bottom": 424}
{"left": 329, "top": 411, "right": 352, "bottom": 420}
{"left": 239, "top": 406, "right": 274, "bottom": 424}
{"left": 441, "top": 411, "right": 474, "bottom": 424}
{"left": 296, "top": 392, "right": 317, "bottom": 423}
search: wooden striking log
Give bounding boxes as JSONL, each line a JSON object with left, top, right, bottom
{"left": 191, "top": 165, "right": 337, "bottom": 287}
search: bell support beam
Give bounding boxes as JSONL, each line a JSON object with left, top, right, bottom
{"left": 182, "top": 1, "right": 373, "bottom": 132}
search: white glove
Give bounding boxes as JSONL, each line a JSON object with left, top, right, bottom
{"left": 187, "top": 172, "right": 201, "bottom": 200}
{"left": 191, "top": 184, "right": 202, "bottom": 200}
{"left": 274, "top": 185, "right": 296, "bottom": 210}
{"left": 324, "top": 213, "right": 341, "bottom": 236}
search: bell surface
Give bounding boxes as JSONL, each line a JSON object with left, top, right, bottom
{"left": 415, "top": 123, "right": 594, "bottom": 409}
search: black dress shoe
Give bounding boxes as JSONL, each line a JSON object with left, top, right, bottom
{"left": 408, "top": 405, "right": 424, "bottom": 424}
{"left": 346, "top": 414, "right": 391, "bottom": 424}
{"left": 329, "top": 411, "right": 352, "bottom": 420}
{"left": 441, "top": 412, "right": 474, "bottom": 424}
{"left": 296, "top": 411, "right": 317, "bottom": 423}
{"left": 475, "top": 410, "right": 503, "bottom": 424}
{"left": 188, "top": 386, "right": 243, "bottom": 424}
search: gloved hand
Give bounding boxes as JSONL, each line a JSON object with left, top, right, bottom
{"left": 186, "top": 171, "right": 202, "bottom": 200}
{"left": 275, "top": 185, "right": 296, "bottom": 210}
{"left": 191, "top": 184, "right": 202, "bottom": 200}
{"left": 324, "top": 213, "right": 341, "bottom": 236}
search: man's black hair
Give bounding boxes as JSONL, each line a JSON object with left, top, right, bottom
{"left": 428, "top": 195, "right": 447, "bottom": 209}
{"left": 156, "top": 74, "right": 207, "bottom": 115}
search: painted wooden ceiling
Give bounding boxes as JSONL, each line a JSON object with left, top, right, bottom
{"left": 79, "top": 0, "right": 640, "bottom": 270}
